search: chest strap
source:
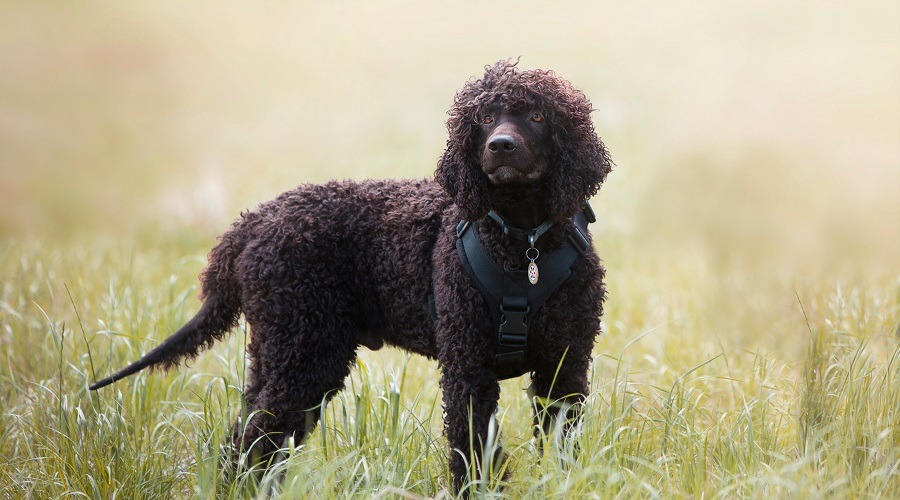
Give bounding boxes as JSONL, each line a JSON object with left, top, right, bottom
{"left": 455, "top": 204, "right": 594, "bottom": 380}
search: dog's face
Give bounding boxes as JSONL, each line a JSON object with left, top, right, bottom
{"left": 437, "top": 60, "right": 613, "bottom": 221}
{"left": 478, "top": 104, "right": 553, "bottom": 186}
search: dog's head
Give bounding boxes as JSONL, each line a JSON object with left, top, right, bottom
{"left": 436, "top": 60, "right": 613, "bottom": 221}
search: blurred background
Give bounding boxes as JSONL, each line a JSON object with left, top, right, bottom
{"left": 2, "top": 0, "right": 898, "bottom": 359}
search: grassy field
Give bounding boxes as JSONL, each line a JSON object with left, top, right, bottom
{"left": 1, "top": 1, "right": 898, "bottom": 498}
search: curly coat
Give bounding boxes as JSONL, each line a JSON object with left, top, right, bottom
{"left": 89, "top": 60, "right": 613, "bottom": 492}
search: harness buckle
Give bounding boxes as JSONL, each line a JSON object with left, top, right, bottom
{"left": 497, "top": 300, "right": 529, "bottom": 367}
{"left": 499, "top": 305, "right": 529, "bottom": 336}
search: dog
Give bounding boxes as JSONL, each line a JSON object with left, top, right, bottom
{"left": 90, "top": 60, "right": 613, "bottom": 493}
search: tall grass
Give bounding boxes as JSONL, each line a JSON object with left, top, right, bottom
{"left": 1, "top": 237, "right": 896, "bottom": 498}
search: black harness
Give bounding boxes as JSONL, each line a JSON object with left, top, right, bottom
{"left": 455, "top": 203, "right": 595, "bottom": 380}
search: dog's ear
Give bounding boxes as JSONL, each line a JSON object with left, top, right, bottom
{"left": 546, "top": 90, "right": 613, "bottom": 220}
{"left": 436, "top": 80, "right": 492, "bottom": 221}
{"left": 436, "top": 133, "right": 490, "bottom": 221}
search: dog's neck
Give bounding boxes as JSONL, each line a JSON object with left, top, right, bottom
{"left": 482, "top": 199, "right": 556, "bottom": 252}
{"left": 485, "top": 186, "right": 551, "bottom": 229}
{"left": 487, "top": 204, "right": 549, "bottom": 230}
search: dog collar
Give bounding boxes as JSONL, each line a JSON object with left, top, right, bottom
{"left": 486, "top": 210, "right": 554, "bottom": 246}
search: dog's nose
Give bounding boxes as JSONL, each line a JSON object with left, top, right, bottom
{"left": 487, "top": 134, "right": 517, "bottom": 153}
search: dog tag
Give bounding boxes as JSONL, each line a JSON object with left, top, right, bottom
{"left": 528, "top": 260, "right": 539, "bottom": 285}
{"left": 526, "top": 246, "right": 540, "bottom": 285}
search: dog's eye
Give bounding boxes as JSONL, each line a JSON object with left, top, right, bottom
{"left": 482, "top": 115, "right": 493, "bottom": 125}
{"left": 531, "top": 113, "right": 544, "bottom": 123}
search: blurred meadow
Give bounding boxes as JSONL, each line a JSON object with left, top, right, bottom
{"left": 1, "top": 1, "right": 898, "bottom": 498}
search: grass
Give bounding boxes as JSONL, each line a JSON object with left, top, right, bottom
{"left": 1, "top": 234, "right": 897, "bottom": 498}
{"left": 1, "top": 1, "right": 898, "bottom": 497}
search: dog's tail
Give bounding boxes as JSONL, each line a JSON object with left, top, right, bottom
{"left": 89, "top": 229, "right": 245, "bottom": 391}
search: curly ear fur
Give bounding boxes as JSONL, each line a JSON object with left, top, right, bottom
{"left": 435, "top": 70, "right": 494, "bottom": 221}
{"left": 436, "top": 60, "right": 613, "bottom": 221}
{"left": 540, "top": 74, "right": 613, "bottom": 219}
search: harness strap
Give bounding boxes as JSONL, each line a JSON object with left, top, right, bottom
{"left": 487, "top": 210, "right": 555, "bottom": 243}
{"left": 455, "top": 203, "right": 593, "bottom": 380}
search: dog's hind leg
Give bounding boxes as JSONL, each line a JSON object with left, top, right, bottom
{"left": 229, "top": 302, "right": 359, "bottom": 471}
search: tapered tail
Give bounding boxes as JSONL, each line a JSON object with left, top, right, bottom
{"left": 89, "top": 292, "right": 238, "bottom": 390}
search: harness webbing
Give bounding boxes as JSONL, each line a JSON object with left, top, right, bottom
{"left": 455, "top": 203, "right": 594, "bottom": 380}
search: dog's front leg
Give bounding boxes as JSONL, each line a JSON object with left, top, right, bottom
{"left": 529, "top": 333, "right": 593, "bottom": 452}
{"left": 433, "top": 230, "right": 509, "bottom": 494}
{"left": 439, "top": 358, "right": 503, "bottom": 495}
{"left": 530, "top": 362, "right": 587, "bottom": 450}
